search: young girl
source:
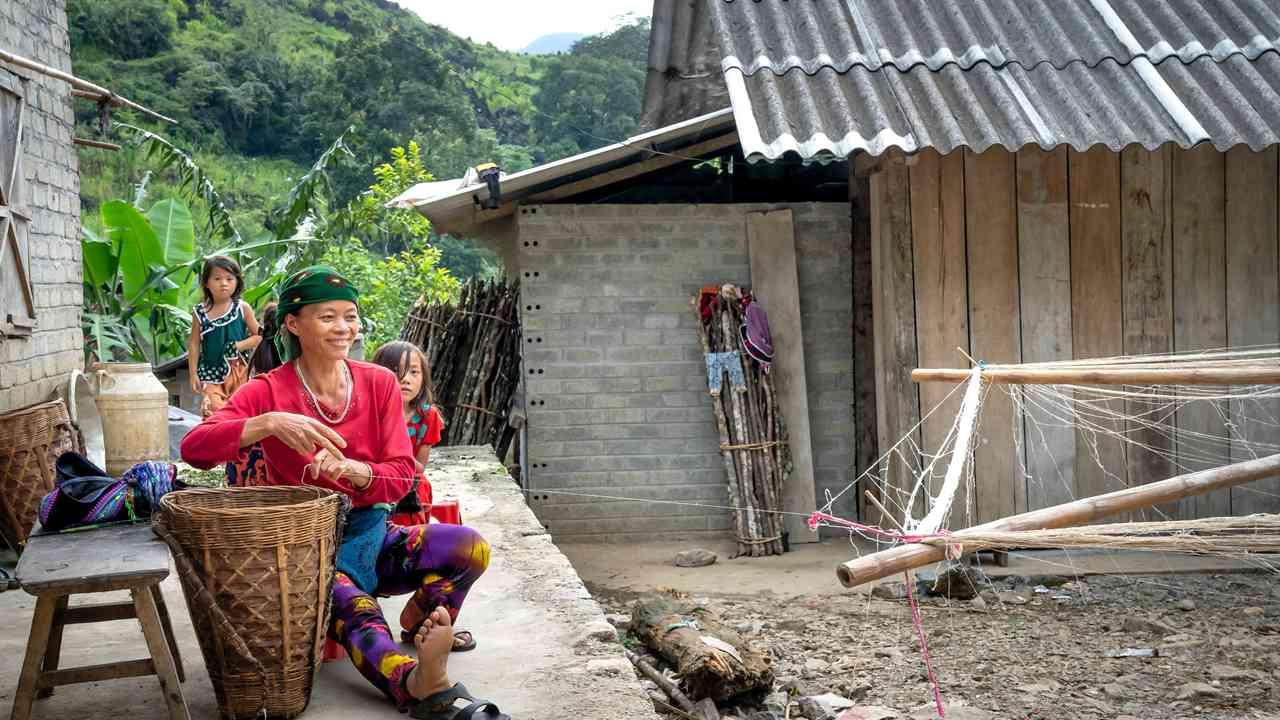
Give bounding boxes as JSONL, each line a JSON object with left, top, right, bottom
{"left": 188, "top": 256, "right": 260, "bottom": 418}
{"left": 371, "top": 341, "right": 476, "bottom": 653}
{"left": 373, "top": 341, "right": 445, "bottom": 526}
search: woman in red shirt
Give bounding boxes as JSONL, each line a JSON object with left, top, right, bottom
{"left": 180, "top": 267, "right": 507, "bottom": 718}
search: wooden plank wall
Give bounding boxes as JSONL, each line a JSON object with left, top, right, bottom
{"left": 870, "top": 153, "right": 922, "bottom": 526}
{"left": 870, "top": 145, "right": 1280, "bottom": 525}
{"left": 1016, "top": 147, "right": 1075, "bottom": 510}
{"left": 909, "top": 152, "right": 969, "bottom": 507}
{"left": 1225, "top": 147, "right": 1280, "bottom": 515}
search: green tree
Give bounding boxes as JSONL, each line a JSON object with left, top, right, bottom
{"left": 531, "top": 54, "right": 644, "bottom": 158}
{"left": 68, "top": 0, "right": 179, "bottom": 61}
{"left": 571, "top": 17, "right": 651, "bottom": 65}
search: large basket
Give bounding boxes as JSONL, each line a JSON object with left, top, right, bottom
{"left": 0, "top": 400, "right": 81, "bottom": 547}
{"left": 155, "top": 486, "right": 345, "bottom": 720}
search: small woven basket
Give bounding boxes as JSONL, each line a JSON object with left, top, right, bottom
{"left": 155, "top": 486, "right": 345, "bottom": 720}
{"left": 0, "top": 400, "right": 81, "bottom": 547}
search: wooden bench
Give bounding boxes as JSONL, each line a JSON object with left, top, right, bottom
{"left": 11, "top": 523, "right": 190, "bottom": 720}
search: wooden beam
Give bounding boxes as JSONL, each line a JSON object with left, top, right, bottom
{"left": 912, "top": 365, "right": 1280, "bottom": 386}
{"left": 836, "top": 452, "right": 1280, "bottom": 587}
{"left": 74, "top": 137, "right": 121, "bottom": 151}
{"left": 454, "top": 133, "right": 739, "bottom": 228}
{"left": 63, "top": 601, "right": 136, "bottom": 624}
{"left": 533, "top": 132, "right": 739, "bottom": 202}
{"left": 38, "top": 659, "right": 156, "bottom": 689}
{"left": 0, "top": 48, "right": 176, "bottom": 124}
{"left": 853, "top": 150, "right": 917, "bottom": 178}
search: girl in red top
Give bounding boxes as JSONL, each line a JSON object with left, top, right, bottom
{"left": 375, "top": 341, "right": 445, "bottom": 526}
{"left": 179, "top": 267, "right": 505, "bottom": 718}
{"left": 374, "top": 341, "right": 476, "bottom": 653}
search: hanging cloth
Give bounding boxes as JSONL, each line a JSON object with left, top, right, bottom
{"left": 739, "top": 300, "right": 775, "bottom": 370}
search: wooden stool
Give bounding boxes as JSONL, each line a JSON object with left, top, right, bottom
{"left": 11, "top": 523, "right": 190, "bottom": 720}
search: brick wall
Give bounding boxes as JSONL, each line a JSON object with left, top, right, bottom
{"left": 0, "top": 0, "right": 82, "bottom": 414}
{"left": 516, "top": 203, "right": 854, "bottom": 542}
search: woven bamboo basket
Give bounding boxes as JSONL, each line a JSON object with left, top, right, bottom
{"left": 155, "top": 486, "right": 345, "bottom": 720}
{"left": 0, "top": 400, "right": 81, "bottom": 547}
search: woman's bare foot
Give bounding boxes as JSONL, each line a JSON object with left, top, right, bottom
{"left": 405, "top": 606, "right": 454, "bottom": 700}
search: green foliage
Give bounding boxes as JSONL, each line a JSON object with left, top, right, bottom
{"left": 83, "top": 197, "right": 199, "bottom": 365}
{"left": 69, "top": 0, "right": 649, "bottom": 287}
{"left": 532, "top": 54, "right": 644, "bottom": 157}
{"left": 571, "top": 17, "right": 651, "bottom": 65}
{"left": 267, "top": 127, "right": 355, "bottom": 242}
{"left": 343, "top": 141, "right": 434, "bottom": 255}
{"left": 68, "top": 0, "right": 178, "bottom": 60}
{"left": 119, "top": 123, "right": 243, "bottom": 244}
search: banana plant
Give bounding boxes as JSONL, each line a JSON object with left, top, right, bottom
{"left": 81, "top": 197, "right": 289, "bottom": 365}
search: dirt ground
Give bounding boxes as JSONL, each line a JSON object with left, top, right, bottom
{"left": 564, "top": 540, "right": 1280, "bottom": 720}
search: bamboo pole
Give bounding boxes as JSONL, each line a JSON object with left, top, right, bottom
{"left": 836, "top": 452, "right": 1280, "bottom": 587}
{"left": 624, "top": 650, "right": 698, "bottom": 715}
{"left": 912, "top": 365, "right": 1280, "bottom": 386}
{"left": 73, "top": 137, "right": 120, "bottom": 151}
{"left": 0, "top": 47, "right": 177, "bottom": 124}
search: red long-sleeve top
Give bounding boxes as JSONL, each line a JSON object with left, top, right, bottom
{"left": 180, "top": 359, "right": 414, "bottom": 508}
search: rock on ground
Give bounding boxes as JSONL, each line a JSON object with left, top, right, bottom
{"left": 675, "top": 549, "right": 719, "bottom": 567}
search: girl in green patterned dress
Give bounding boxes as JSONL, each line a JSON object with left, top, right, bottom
{"left": 187, "top": 256, "right": 261, "bottom": 417}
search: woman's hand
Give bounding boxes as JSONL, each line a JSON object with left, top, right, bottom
{"left": 190, "top": 376, "right": 204, "bottom": 393}
{"left": 309, "top": 447, "right": 372, "bottom": 490}
{"left": 267, "top": 412, "right": 347, "bottom": 457}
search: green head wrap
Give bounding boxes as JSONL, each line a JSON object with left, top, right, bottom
{"left": 274, "top": 265, "right": 360, "bottom": 362}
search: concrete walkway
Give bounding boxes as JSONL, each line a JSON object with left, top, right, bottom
{"left": 0, "top": 447, "right": 657, "bottom": 720}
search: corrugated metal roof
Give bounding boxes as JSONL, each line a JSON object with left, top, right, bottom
{"left": 711, "top": 0, "right": 1280, "bottom": 74}
{"left": 698, "top": 0, "right": 1280, "bottom": 160}
{"left": 640, "top": 0, "right": 728, "bottom": 130}
{"left": 731, "top": 52, "right": 1280, "bottom": 159}
{"left": 390, "top": 108, "right": 736, "bottom": 234}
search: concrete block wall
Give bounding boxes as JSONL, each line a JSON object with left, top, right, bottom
{"left": 516, "top": 203, "right": 854, "bottom": 542}
{"left": 0, "top": 0, "right": 83, "bottom": 415}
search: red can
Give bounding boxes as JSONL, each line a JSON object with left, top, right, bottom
{"left": 323, "top": 639, "right": 347, "bottom": 662}
{"left": 430, "top": 498, "right": 462, "bottom": 525}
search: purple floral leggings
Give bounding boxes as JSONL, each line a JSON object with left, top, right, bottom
{"left": 329, "top": 522, "right": 489, "bottom": 707}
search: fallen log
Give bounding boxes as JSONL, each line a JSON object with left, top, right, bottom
{"left": 837, "top": 452, "right": 1280, "bottom": 588}
{"left": 630, "top": 593, "right": 773, "bottom": 702}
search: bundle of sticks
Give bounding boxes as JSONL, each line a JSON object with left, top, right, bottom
{"left": 400, "top": 278, "right": 522, "bottom": 458}
{"left": 694, "top": 285, "right": 791, "bottom": 557}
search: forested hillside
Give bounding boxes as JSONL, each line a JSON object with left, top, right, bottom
{"left": 69, "top": 0, "right": 648, "bottom": 274}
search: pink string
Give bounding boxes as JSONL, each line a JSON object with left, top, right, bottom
{"left": 808, "top": 510, "right": 947, "bottom": 718}
{"left": 904, "top": 571, "right": 945, "bottom": 718}
{"left": 806, "top": 510, "right": 952, "bottom": 544}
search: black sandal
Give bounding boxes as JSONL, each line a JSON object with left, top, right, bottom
{"left": 402, "top": 623, "right": 478, "bottom": 653}
{"left": 409, "top": 682, "right": 511, "bottom": 719}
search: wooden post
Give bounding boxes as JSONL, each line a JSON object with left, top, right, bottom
{"left": 746, "top": 209, "right": 818, "bottom": 543}
{"left": 835, "top": 452, "right": 1280, "bottom": 587}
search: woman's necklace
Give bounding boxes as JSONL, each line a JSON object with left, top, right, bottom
{"left": 296, "top": 360, "right": 353, "bottom": 424}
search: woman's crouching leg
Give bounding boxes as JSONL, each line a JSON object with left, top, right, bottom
{"left": 375, "top": 523, "right": 491, "bottom": 631}
{"left": 330, "top": 571, "right": 418, "bottom": 707}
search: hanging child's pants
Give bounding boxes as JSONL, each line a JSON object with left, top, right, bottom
{"left": 328, "top": 522, "right": 489, "bottom": 708}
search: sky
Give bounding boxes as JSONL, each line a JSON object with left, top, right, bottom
{"left": 395, "top": 0, "right": 652, "bottom": 51}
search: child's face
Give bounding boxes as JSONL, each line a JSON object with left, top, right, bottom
{"left": 206, "top": 267, "right": 238, "bottom": 302}
{"left": 399, "top": 353, "right": 424, "bottom": 404}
